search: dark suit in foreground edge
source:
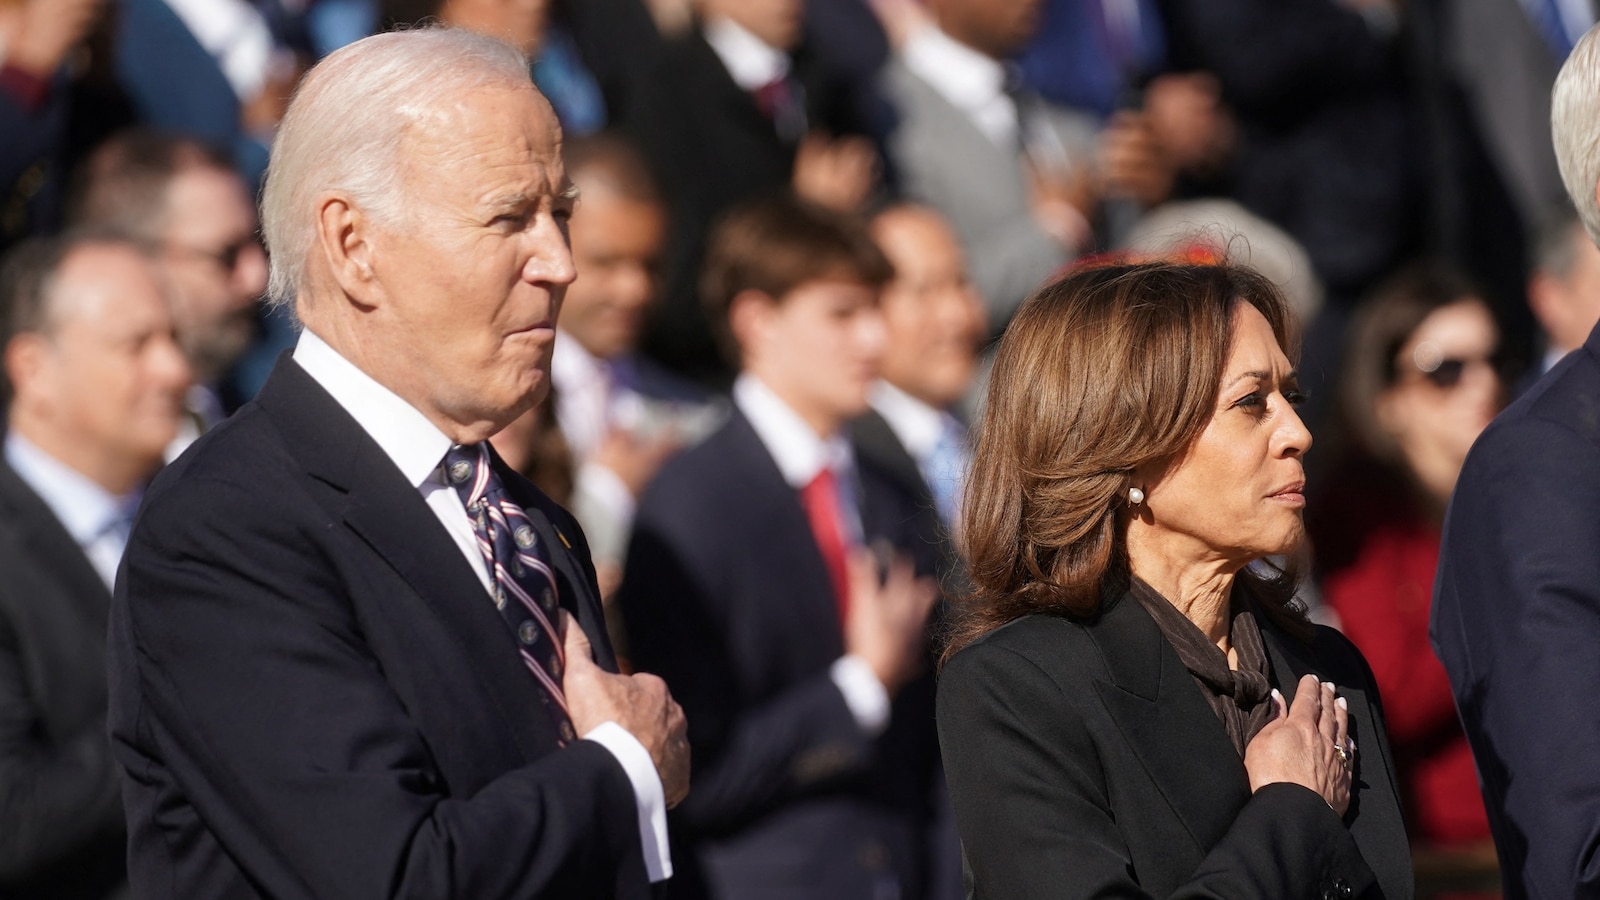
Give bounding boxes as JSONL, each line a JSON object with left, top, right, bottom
{"left": 107, "top": 356, "right": 651, "bottom": 899}
{"left": 617, "top": 410, "right": 952, "bottom": 900}
{"left": 0, "top": 460, "right": 126, "bottom": 899}
{"left": 1431, "top": 322, "right": 1600, "bottom": 898}
{"left": 938, "top": 588, "right": 1413, "bottom": 898}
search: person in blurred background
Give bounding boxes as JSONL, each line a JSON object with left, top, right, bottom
{"left": 0, "top": 0, "right": 124, "bottom": 255}
{"left": 69, "top": 130, "right": 268, "bottom": 443}
{"left": 493, "top": 131, "right": 720, "bottom": 597}
{"left": 858, "top": 201, "right": 986, "bottom": 540}
{"left": 620, "top": 0, "right": 880, "bottom": 386}
{"left": 618, "top": 193, "right": 954, "bottom": 900}
{"left": 380, "top": 0, "right": 608, "bottom": 134}
{"left": 1308, "top": 265, "right": 1501, "bottom": 868}
{"left": 881, "top": 0, "right": 1098, "bottom": 335}
{"left": 1526, "top": 211, "right": 1600, "bottom": 383}
{"left": 0, "top": 231, "right": 190, "bottom": 900}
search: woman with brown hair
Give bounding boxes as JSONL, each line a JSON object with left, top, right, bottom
{"left": 937, "top": 261, "right": 1413, "bottom": 897}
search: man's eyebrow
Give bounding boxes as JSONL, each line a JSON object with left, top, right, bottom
{"left": 484, "top": 191, "right": 533, "bottom": 211}
{"left": 559, "top": 183, "right": 581, "bottom": 204}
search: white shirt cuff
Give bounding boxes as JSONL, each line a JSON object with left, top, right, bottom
{"left": 829, "top": 654, "right": 890, "bottom": 737}
{"left": 582, "top": 721, "right": 672, "bottom": 882}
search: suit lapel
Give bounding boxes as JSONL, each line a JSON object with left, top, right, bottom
{"left": 495, "top": 454, "right": 618, "bottom": 673}
{"left": 723, "top": 412, "right": 847, "bottom": 649}
{"left": 256, "top": 358, "right": 557, "bottom": 761}
{"left": 1090, "top": 591, "right": 1254, "bottom": 852}
{"left": 0, "top": 460, "right": 113, "bottom": 613}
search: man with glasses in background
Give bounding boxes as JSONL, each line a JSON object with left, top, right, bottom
{"left": 69, "top": 130, "right": 268, "bottom": 448}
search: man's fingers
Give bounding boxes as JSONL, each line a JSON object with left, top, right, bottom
{"left": 561, "top": 610, "right": 595, "bottom": 669}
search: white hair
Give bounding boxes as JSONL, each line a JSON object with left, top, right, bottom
{"left": 1553, "top": 24, "right": 1600, "bottom": 248}
{"left": 260, "top": 28, "right": 532, "bottom": 309}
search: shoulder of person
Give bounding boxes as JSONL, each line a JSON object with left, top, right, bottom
{"left": 944, "top": 611, "right": 1107, "bottom": 685}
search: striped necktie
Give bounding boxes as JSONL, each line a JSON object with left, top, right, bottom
{"left": 444, "top": 443, "right": 576, "bottom": 744}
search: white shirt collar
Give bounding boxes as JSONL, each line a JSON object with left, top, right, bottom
{"left": 703, "top": 14, "right": 791, "bottom": 92}
{"left": 869, "top": 380, "right": 951, "bottom": 462}
{"left": 292, "top": 329, "right": 454, "bottom": 489}
{"left": 901, "top": 23, "right": 1011, "bottom": 129}
{"left": 551, "top": 328, "right": 606, "bottom": 396}
{"left": 733, "top": 373, "right": 852, "bottom": 488}
{"left": 4, "top": 430, "right": 132, "bottom": 545}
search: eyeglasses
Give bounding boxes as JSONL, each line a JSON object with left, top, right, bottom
{"left": 165, "top": 236, "right": 262, "bottom": 273}
{"left": 1400, "top": 341, "right": 1501, "bottom": 390}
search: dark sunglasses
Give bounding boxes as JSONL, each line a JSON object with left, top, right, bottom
{"left": 167, "top": 237, "right": 261, "bottom": 272}
{"left": 1407, "top": 352, "right": 1501, "bottom": 390}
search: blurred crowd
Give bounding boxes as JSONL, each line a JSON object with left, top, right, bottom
{"left": 5, "top": 0, "right": 1600, "bottom": 896}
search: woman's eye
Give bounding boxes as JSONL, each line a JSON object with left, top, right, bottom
{"left": 1284, "top": 389, "right": 1308, "bottom": 407}
{"left": 1234, "top": 392, "right": 1264, "bottom": 410}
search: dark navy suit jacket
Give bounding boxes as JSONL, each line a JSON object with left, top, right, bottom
{"left": 616, "top": 410, "right": 955, "bottom": 900}
{"left": 1432, "top": 320, "right": 1600, "bottom": 898}
{"left": 0, "top": 458, "right": 126, "bottom": 899}
{"left": 107, "top": 356, "right": 651, "bottom": 899}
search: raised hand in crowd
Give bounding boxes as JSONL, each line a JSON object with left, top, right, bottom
{"left": 843, "top": 548, "right": 938, "bottom": 697}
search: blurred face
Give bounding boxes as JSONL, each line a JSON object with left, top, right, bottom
{"left": 1531, "top": 229, "right": 1600, "bottom": 355}
{"left": 560, "top": 184, "right": 665, "bottom": 360}
{"left": 359, "top": 84, "right": 576, "bottom": 441}
{"left": 15, "top": 245, "right": 190, "bottom": 488}
{"left": 873, "top": 208, "right": 986, "bottom": 409}
{"left": 440, "top": 0, "right": 549, "bottom": 56}
{"left": 1376, "top": 299, "right": 1501, "bottom": 505}
{"left": 702, "top": 0, "right": 804, "bottom": 50}
{"left": 1133, "top": 302, "right": 1311, "bottom": 568}
{"left": 738, "top": 278, "right": 885, "bottom": 436}
{"left": 160, "top": 166, "right": 268, "bottom": 382}
{"left": 931, "top": 0, "right": 1043, "bottom": 58}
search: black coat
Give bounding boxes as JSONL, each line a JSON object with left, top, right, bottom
{"left": 939, "top": 588, "right": 1414, "bottom": 898}
{"left": 107, "top": 356, "right": 651, "bottom": 899}
{"left": 0, "top": 459, "right": 126, "bottom": 899}
{"left": 1432, "top": 321, "right": 1600, "bottom": 898}
{"left": 617, "top": 410, "right": 956, "bottom": 900}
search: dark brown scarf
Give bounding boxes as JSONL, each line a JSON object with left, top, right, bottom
{"left": 1129, "top": 577, "right": 1275, "bottom": 758}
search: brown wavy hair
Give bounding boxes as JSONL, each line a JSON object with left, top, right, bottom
{"left": 943, "top": 261, "right": 1309, "bottom": 662}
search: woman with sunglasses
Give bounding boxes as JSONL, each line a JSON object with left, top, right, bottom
{"left": 1308, "top": 264, "right": 1503, "bottom": 869}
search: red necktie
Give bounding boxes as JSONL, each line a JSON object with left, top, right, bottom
{"left": 799, "top": 467, "right": 851, "bottom": 624}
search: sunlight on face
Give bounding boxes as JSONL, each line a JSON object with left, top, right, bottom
{"left": 363, "top": 83, "right": 577, "bottom": 440}
{"left": 1137, "top": 302, "right": 1312, "bottom": 568}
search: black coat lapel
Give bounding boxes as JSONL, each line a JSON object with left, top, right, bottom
{"left": 1090, "top": 592, "right": 1254, "bottom": 853}
{"left": 256, "top": 356, "right": 558, "bottom": 761}
{"left": 493, "top": 451, "right": 617, "bottom": 673}
{"left": 0, "top": 460, "right": 113, "bottom": 612}
{"left": 723, "top": 412, "right": 846, "bottom": 648}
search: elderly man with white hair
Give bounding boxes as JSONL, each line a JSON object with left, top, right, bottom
{"left": 106, "top": 27, "right": 688, "bottom": 899}
{"left": 1431, "top": 21, "right": 1600, "bottom": 900}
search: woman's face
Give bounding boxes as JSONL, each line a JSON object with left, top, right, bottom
{"left": 1135, "top": 302, "right": 1312, "bottom": 566}
{"left": 1376, "top": 299, "right": 1501, "bottom": 505}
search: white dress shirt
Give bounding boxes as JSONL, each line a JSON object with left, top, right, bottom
{"left": 293, "top": 329, "right": 671, "bottom": 882}
{"left": 732, "top": 374, "right": 890, "bottom": 736}
{"left": 869, "top": 380, "right": 968, "bottom": 529}
{"left": 160, "top": 0, "right": 274, "bottom": 103}
{"left": 551, "top": 330, "right": 637, "bottom": 530}
{"left": 4, "top": 432, "right": 139, "bottom": 591}
{"left": 901, "top": 22, "right": 1017, "bottom": 150}
{"left": 702, "top": 15, "right": 790, "bottom": 92}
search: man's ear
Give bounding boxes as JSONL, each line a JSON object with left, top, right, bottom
{"left": 4, "top": 332, "right": 52, "bottom": 408}
{"left": 315, "top": 193, "right": 380, "bottom": 308}
{"left": 727, "top": 289, "right": 775, "bottom": 363}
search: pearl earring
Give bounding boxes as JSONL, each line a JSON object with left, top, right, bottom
{"left": 1128, "top": 486, "right": 1145, "bottom": 506}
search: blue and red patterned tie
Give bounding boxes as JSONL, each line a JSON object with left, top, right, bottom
{"left": 444, "top": 443, "right": 576, "bottom": 744}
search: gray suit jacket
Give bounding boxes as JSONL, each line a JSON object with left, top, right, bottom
{"left": 881, "top": 57, "right": 1097, "bottom": 331}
